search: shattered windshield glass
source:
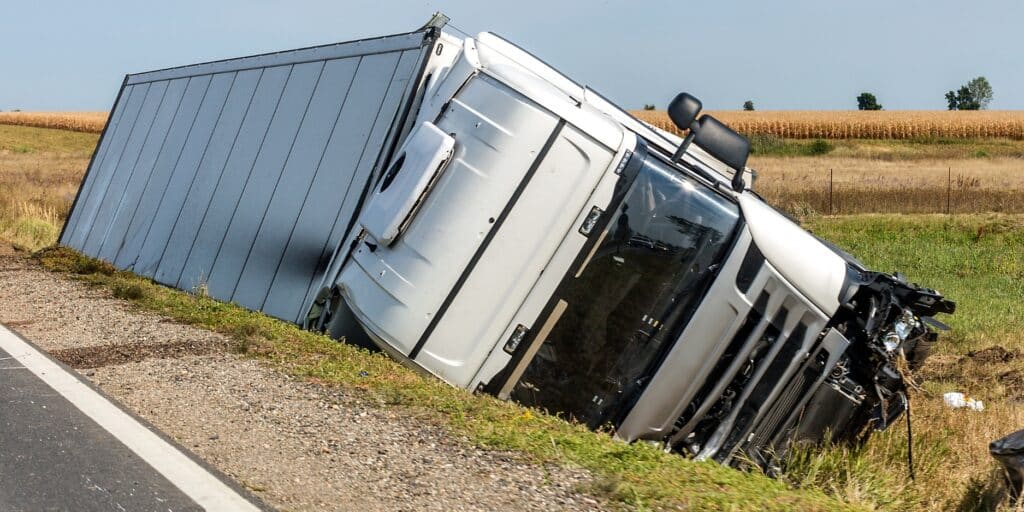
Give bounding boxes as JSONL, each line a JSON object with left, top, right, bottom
{"left": 512, "top": 155, "right": 741, "bottom": 428}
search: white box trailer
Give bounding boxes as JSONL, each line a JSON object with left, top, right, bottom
{"left": 63, "top": 15, "right": 954, "bottom": 468}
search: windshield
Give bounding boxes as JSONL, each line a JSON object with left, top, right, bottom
{"left": 511, "top": 154, "right": 741, "bottom": 428}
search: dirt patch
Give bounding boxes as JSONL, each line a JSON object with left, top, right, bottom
{"left": 0, "top": 254, "right": 226, "bottom": 352}
{"left": 999, "top": 370, "right": 1024, "bottom": 398}
{"left": 967, "top": 346, "right": 1019, "bottom": 364}
{"left": 51, "top": 339, "right": 226, "bottom": 369}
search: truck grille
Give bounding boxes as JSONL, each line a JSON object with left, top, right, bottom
{"left": 744, "top": 365, "right": 820, "bottom": 463}
{"left": 666, "top": 266, "right": 832, "bottom": 464}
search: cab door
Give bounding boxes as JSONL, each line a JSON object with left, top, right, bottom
{"left": 337, "top": 74, "right": 559, "bottom": 357}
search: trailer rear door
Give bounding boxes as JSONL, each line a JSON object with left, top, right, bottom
{"left": 60, "top": 29, "right": 437, "bottom": 323}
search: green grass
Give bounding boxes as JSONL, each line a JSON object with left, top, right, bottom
{"left": 3, "top": 215, "right": 60, "bottom": 251}
{"left": 28, "top": 213, "right": 1024, "bottom": 511}
{"left": 34, "top": 246, "right": 853, "bottom": 511}
{"left": 0, "top": 125, "right": 98, "bottom": 154}
{"left": 804, "top": 214, "right": 1024, "bottom": 354}
{"left": 748, "top": 136, "right": 1024, "bottom": 160}
{"left": 749, "top": 134, "right": 836, "bottom": 157}
{"left": 794, "top": 214, "right": 1024, "bottom": 511}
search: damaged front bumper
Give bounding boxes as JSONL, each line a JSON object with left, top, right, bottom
{"left": 670, "top": 261, "right": 956, "bottom": 469}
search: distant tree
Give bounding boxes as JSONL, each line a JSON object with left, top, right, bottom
{"left": 642, "top": 104, "right": 656, "bottom": 111}
{"left": 946, "top": 88, "right": 975, "bottom": 110}
{"left": 946, "top": 76, "right": 992, "bottom": 110}
{"left": 742, "top": 100, "right": 755, "bottom": 111}
{"left": 968, "top": 77, "right": 994, "bottom": 109}
{"left": 856, "top": 92, "right": 882, "bottom": 111}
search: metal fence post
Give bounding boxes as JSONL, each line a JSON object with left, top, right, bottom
{"left": 829, "top": 168, "right": 833, "bottom": 215}
{"left": 946, "top": 167, "right": 951, "bottom": 215}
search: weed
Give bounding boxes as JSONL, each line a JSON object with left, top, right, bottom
{"left": 748, "top": 133, "right": 786, "bottom": 155}
{"left": 111, "top": 282, "right": 146, "bottom": 300}
{"left": 805, "top": 139, "right": 833, "bottom": 156}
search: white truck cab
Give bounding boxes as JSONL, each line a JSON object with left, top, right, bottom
{"left": 320, "top": 28, "right": 954, "bottom": 466}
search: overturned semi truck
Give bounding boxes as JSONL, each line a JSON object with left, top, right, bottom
{"left": 61, "top": 15, "right": 955, "bottom": 468}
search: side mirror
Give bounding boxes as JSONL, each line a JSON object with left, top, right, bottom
{"left": 693, "top": 115, "right": 750, "bottom": 175}
{"left": 666, "top": 92, "right": 751, "bottom": 192}
{"left": 667, "top": 93, "right": 702, "bottom": 132}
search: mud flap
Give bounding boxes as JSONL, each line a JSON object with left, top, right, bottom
{"left": 324, "top": 292, "right": 378, "bottom": 353}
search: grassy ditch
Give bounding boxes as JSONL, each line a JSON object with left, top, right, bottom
{"left": 790, "top": 214, "right": 1024, "bottom": 511}
{"left": 34, "top": 246, "right": 852, "bottom": 511}
{"left": 33, "top": 214, "right": 1024, "bottom": 510}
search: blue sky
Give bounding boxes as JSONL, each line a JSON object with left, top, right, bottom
{"left": 3, "top": 1, "right": 1021, "bottom": 111}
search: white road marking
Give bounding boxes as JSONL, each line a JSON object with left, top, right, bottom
{"left": 0, "top": 324, "right": 260, "bottom": 511}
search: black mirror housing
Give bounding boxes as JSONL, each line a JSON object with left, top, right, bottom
{"left": 692, "top": 115, "right": 750, "bottom": 191}
{"left": 667, "top": 93, "right": 702, "bottom": 131}
{"left": 666, "top": 93, "right": 751, "bottom": 191}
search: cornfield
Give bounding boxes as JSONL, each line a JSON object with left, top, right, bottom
{"left": 0, "top": 112, "right": 108, "bottom": 133}
{"left": 632, "top": 110, "right": 1024, "bottom": 140}
{"left": 7, "top": 110, "right": 1024, "bottom": 140}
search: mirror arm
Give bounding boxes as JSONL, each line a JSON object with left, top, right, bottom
{"left": 671, "top": 120, "right": 700, "bottom": 163}
{"left": 731, "top": 167, "right": 745, "bottom": 192}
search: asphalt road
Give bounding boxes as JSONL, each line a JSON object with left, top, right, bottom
{"left": 0, "top": 323, "right": 264, "bottom": 511}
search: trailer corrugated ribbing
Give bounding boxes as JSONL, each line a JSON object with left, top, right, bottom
{"left": 60, "top": 29, "right": 437, "bottom": 323}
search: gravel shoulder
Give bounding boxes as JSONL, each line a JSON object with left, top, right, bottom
{"left": 0, "top": 250, "right": 603, "bottom": 511}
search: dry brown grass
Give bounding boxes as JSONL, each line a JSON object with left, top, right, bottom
{"left": 0, "top": 111, "right": 107, "bottom": 133}
{"left": 0, "top": 125, "right": 95, "bottom": 250}
{"left": 752, "top": 156, "right": 1024, "bottom": 215}
{"left": 633, "top": 110, "right": 1024, "bottom": 140}
{"left": 0, "top": 153, "right": 88, "bottom": 250}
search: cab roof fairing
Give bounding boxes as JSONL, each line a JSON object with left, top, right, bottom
{"left": 441, "top": 31, "right": 624, "bottom": 151}
{"left": 448, "top": 33, "right": 751, "bottom": 189}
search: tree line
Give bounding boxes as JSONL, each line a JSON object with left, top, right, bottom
{"left": 640, "top": 76, "right": 994, "bottom": 111}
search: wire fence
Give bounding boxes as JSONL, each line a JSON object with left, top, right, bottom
{"left": 757, "top": 168, "right": 1024, "bottom": 216}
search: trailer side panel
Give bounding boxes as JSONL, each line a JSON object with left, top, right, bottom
{"left": 60, "top": 31, "right": 433, "bottom": 323}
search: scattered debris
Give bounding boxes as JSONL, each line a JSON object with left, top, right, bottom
{"left": 991, "top": 429, "right": 1024, "bottom": 504}
{"left": 944, "top": 392, "right": 985, "bottom": 411}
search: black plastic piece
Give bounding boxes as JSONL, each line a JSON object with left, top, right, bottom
{"left": 667, "top": 93, "right": 702, "bottom": 132}
{"left": 692, "top": 115, "right": 750, "bottom": 175}
{"left": 735, "top": 243, "right": 764, "bottom": 293}
{"left": 991, "top": 429, "right": 1024, "bottom": 503}
{"left": 324, "top": 293, "right": 379, "bottom": 353}
{"left": 378, "top": 153, "right": 406, "bottom": 193}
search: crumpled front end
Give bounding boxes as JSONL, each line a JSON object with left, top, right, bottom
{"left": 789, "top": 265, "right": 956, "bottom": 450}
{"left": 648, "top": 195, "right": 956, "bottom": 469}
